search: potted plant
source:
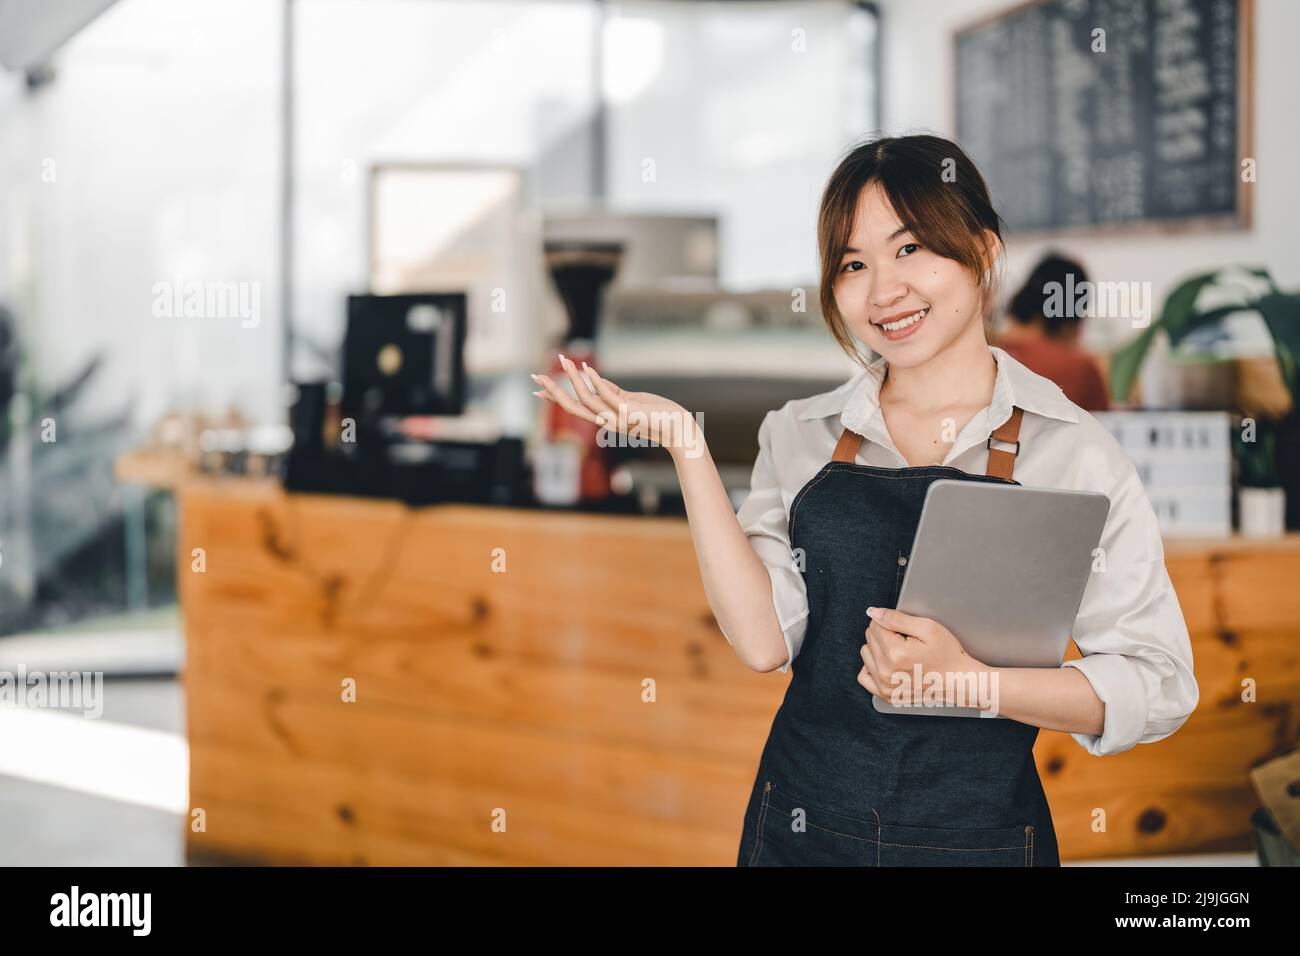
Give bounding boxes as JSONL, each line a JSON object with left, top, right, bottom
{"left": 1235, "top": 416, "right": 1286, "bottom": 536}
{"left": 1108, "top": 267, "right": 1300, "bottom": 531}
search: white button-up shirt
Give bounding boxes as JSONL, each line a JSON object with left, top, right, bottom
{"left": 727, "top": 345, "right": 1199, "bottom": 757}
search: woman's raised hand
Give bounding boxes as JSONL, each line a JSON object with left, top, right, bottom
{"left": 531, "top": 354, "right": 704, "bottom": 457}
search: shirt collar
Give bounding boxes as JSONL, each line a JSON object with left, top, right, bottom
{"left": 795, "top": 345, "right": 1081, "bottom": 434}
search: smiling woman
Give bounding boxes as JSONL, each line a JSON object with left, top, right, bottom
{"left": 530, "top": 133, "right": 1198, "bottom": 868}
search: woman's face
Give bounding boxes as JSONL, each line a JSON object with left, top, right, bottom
{"left": 833, "top": 182, "right": 990, "bottom": 370}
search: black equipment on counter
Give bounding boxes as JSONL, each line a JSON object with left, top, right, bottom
{"left": 284, "top": 291, "right": 531, "bottom": 507}
{"left": 287, "top": 381, "right": 327, "bottom": 453}
{"left": 285, "top": 431, "right": 528, "bottom": 507}
{"left": 342, "top": 293, "right": 467, "bottom": 420}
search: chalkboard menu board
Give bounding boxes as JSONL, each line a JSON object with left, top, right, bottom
{"left": 955, "top": 0, "right": 1252, "bottom": 232}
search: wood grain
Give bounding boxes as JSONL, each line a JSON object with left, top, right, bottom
{"left": 178, "top": 484, "right": 1300, "bottom": 864}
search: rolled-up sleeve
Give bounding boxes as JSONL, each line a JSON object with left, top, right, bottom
{"left": 718, "top": 410, "right": 810, "bottom": 673}
{"left": 1061, "top": 459, "right": 1200, "bottom": 756}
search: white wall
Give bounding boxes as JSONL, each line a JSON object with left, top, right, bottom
{"left": 0, "top": 0, "right": 281, "bottom": 428}
{"left": 875, "top": 0, "right": 1300, "bottom": 351}
{"left": 604, "top": 0, "right": 878, "bottom": 292}
{"left": 291, "top": 0, "right": 600, "bottom": 389}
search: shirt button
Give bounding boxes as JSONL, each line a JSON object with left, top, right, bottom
{"left": 897, "top": 555, "right": 908, "bottom": 566}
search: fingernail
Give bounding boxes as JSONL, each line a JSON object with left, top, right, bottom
{"left": 866, "top": 607, "right": 879, "bottom": 618}
{"left": 558, "top": 352, "right": 568, "bottom": 364}
{"left": 530, "top": 373, "right": 540, "bottom": 382}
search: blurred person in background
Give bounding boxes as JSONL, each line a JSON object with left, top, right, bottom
{"left": 997, "top": 253, "right": 1110, "bottom": 411}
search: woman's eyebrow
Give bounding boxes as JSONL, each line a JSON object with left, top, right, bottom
{"left": 843, "top": 226, "right": 913, "bottom": 254}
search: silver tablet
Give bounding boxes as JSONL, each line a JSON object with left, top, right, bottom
{"left": 871, "top": 478, "right": 1111, "bottom": 719}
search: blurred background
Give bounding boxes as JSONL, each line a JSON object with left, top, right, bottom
{"left": 1, "top": 0, "right": 1297, "bottom": 867}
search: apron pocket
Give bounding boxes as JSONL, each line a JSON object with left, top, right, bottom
{"left": 750, "top": 781, "right": 877, "bottom": 867}
{"left": 876, "top": 819, "right": 1035, "bottom": 867}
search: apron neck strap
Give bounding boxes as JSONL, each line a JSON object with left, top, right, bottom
{"left": 831, "top": 428, "right": 864, "bottom": 463}
{"left": 985, "top": 405, "right": 1024, "bottom": 480}
{"left": 829, "top": 404, "right": 1026, "bottom": 481}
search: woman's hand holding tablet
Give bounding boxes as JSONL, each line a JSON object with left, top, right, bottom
{"left": 858, "top": 606, "right": 991, "bottom": 709}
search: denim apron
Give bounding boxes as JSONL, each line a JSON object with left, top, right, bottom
{"left": 737, "top": 405, "right": 1061, "bottom": 867}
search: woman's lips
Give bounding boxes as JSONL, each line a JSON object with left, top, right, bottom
{"left": 875, "top": 307, "right": 928, "bottom": 342}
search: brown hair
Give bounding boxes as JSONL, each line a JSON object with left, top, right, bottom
{"left": 816, "top": 134, "right": 1005, "bottom": 368}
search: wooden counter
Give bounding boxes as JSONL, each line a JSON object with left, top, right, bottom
{"left": 174, "top": 479, "right": 1299, "bottom": 865}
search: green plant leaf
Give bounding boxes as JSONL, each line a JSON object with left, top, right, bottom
{"left": 1108, "top": 306, "right": 1236, "bottom": 403}
{"left": 1254, "top": 292, "right": 1300, "bottom": 407}
{"left": 1245, "top": 266, "right": 1279, "bottom": 294}
{"left": 1161, "top": 270, "right": 1226, "bottom": 348}
{"left": 1106, "top": 269, "right": 1297, "bottom": 407}
{"left": 1110, "top": 271, "right": 1219, "bottom": 401}
{"left": 1168, "top": 305, "right": 1243, "bottom": 355}
{"left": 1108, "top": 323, "right": 1159, "bottom": 403}
{"left": 1235, "top": 417, "right": 1280, "bottom": 487}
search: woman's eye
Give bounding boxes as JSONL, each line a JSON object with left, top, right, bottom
{"left": 898, "top": 243, "right": 920, "bottom": 257}
{"left": 840, "top": 260, "right": 864, "bottom": 273}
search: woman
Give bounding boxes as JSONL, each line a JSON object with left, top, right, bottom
{"left": 530, "top": 134, "right": 1198, "bottom": 867}
{"left": 998, "top": 253, "right": 1110, "bottom": 411}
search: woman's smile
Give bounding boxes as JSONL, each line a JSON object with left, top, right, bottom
{"left": 875, "top": 306, "right": 929, "bottom": 341}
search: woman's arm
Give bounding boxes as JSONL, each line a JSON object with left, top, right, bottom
{"left": 1052, "top": 459, "right": 1199, "bottom": 755}
{"left": 670, "top": 433, "right": 792, "bottom": 672}
{"left": 973, "top": 663, "right": 1104, "bottom": 735}
{"left": 858, "top": 607, "right": 1105, "bottom": 735}
{"left": 531, "top": 355, "right": 791, "bottom": 672}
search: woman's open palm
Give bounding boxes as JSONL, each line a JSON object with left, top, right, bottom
{"left": 531, "top": 353, "right": 700, "bottom": 454}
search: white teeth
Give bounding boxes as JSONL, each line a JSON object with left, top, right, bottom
{"left": 881, "top": 308, "right": 927, "bottom": 332}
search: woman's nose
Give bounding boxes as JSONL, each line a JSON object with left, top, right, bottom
{"left": 870, "top": 269, "right": 908, "bottom": 310}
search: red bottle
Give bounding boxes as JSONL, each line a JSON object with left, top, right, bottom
{"left": 544, "top": 339, "right": 609, "bottom": 503}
